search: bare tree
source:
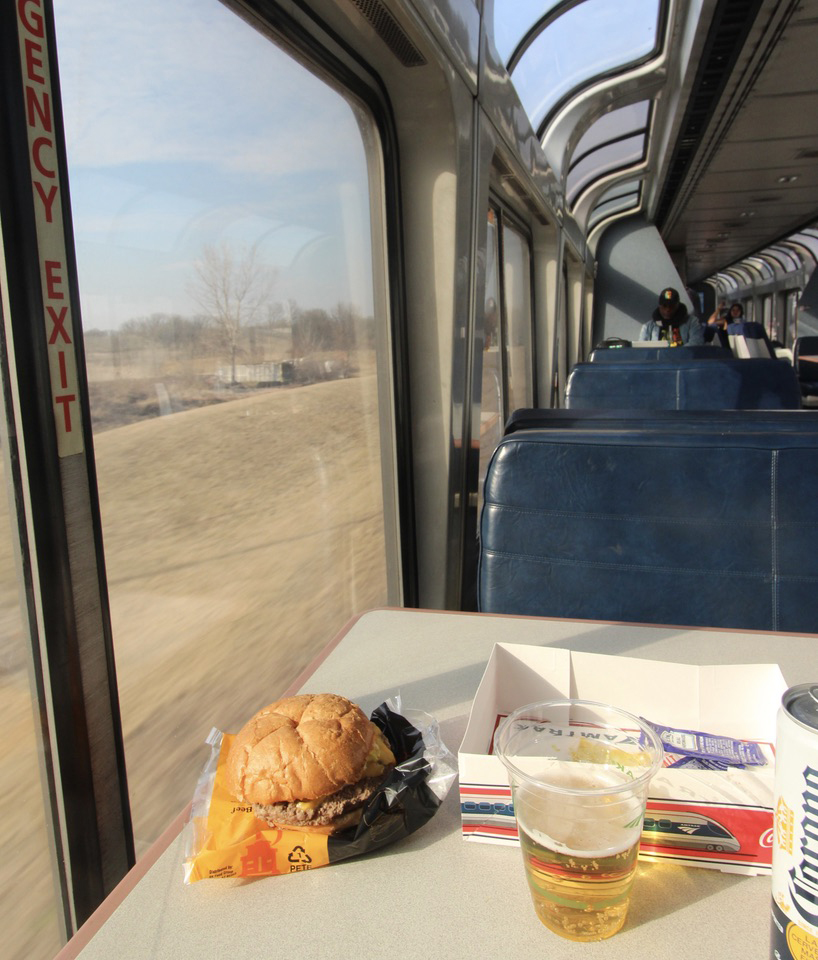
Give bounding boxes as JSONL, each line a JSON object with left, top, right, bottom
{"left": 188, "top": 242, "right": 273, "bottom": 383}
{"left": 331, "top": 302, "right": 360, "bottom": 363}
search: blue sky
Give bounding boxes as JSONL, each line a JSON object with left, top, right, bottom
{"left": 493, "top": 0, "right": 659, "bottom": 127}
{"left": 52, "top": 0, "right": 374, "bottom": 329}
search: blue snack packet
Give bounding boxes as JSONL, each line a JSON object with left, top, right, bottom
{"left": 641, "top": 719, "right": 767, "bottom": 766}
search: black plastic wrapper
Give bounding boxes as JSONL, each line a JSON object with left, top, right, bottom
{"left": 183, "top": 696, "right": 458, "bottom": 882}
{"left": 328, "top": 700, "right": 451, "bottom": 860}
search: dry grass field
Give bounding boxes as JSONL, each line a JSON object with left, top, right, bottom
{"left": 2, "top": 364, "right": 389, "bottom": 960}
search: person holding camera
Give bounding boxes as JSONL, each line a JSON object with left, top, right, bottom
{"left": 705, "top": 299, "right": 732, "bottom": 347}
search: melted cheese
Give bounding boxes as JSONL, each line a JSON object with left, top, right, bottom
{"left": 362, "top": 728, "right": 396, "bottom": 778}
{"left": 295, "top": 730, "right": 396, "bottom": 810}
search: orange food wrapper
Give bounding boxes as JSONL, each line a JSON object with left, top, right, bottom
{"left": 183, "top": 697, "right": 457, "bottom": 882}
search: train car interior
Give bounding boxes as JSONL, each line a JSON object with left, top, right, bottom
{"left": 1, "top": 0, "right": 817, "bottom": 957}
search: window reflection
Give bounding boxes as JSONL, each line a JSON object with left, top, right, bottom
{"left": 0, "top": 456, "right": 64, "bottom": 958}
{"left": 54, "top": 0, "right": 394, "bottom": 855}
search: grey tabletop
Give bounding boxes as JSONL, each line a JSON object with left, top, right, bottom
{"left": 60, "top": 608, "right": 814, "bottom": 960}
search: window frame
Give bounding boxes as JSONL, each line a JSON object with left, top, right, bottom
{"left": 0, "top": 0, "right": 414, "bottom": 940}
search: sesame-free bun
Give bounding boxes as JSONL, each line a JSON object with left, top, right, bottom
{"left": 225, "top": 693, "right": 376, "bottom": 805}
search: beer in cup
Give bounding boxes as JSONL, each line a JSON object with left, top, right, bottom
{"left": 495, "top": 699, "right": 662, "bottom": 941}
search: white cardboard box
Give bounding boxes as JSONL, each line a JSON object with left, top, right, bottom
{"left": 458, "top": 643, "right": 787, "bottom": 875}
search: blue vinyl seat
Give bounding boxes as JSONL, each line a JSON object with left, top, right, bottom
{"left": 588, "top": 345, "right": 732, "bottom": 362}
{"left": 565, "top": 356, "right": 801, "bottom": 410}
{"left": 478, "top": 417, "right": 818, "bottom": 632}
{"left": 727, "top": 321, "right": 776, "bottom": 358}
{"left": 794, "top": 336, "right": 818, "bottom": 397}
{"left": 504, "top": 407, "right": 815, "bottom": 435}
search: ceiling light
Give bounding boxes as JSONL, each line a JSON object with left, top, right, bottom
{"left": 777, "top": 174, "right": 799, "bottom": 183}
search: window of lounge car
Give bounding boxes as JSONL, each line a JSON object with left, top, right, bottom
{"left": 52, "top": 0, "right": 398, "bottom": 861}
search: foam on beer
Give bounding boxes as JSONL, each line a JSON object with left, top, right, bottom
{"left": 516, "top": 763, "right": 644, "bottom": 859}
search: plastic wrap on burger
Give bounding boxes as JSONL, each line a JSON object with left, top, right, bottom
{"left": 183, "top": 694, "right": 457, "bottom": 881}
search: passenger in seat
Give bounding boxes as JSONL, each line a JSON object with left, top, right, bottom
{"left": 639, "top": 287, "right": 705, "bottom": 345}
{"left": 724, "top": 302, "right": 775, "bottom": 357}
{"left": 704, "top": 299, "right": 732, "bottom": 349}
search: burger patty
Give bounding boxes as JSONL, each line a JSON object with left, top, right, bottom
{"left": 253, "top": 773, "right": 391, "bottom": 827}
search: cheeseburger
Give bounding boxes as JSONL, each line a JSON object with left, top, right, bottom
{"left": 225, "top": 693, "right": 396, "bottom": 835}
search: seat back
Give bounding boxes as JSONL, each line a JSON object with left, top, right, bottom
{"left": 564, "top": 357, "right": 801, "bottom": 410}
{"left": 727, "top": 321, "right": 776, "bottom": 358}
{"left": 504, "top": 407, "right": 815, "bottom": 435}
{"left": 479, "top": 419, "right": 818, "bottom": 631}
{"left": 793, "top": 335, "right": 818, "bottom": 396}
{"left": 588, "top": 346, "right": 731, "bottom": 362}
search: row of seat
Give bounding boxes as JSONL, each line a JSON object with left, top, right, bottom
{"left": 478, "top": 410, "right": 818, "bottom": 632}
{"left": 565, "top": 355, "right": 802, "bottom": 410}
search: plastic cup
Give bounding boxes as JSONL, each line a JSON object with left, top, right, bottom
{"left": 494, "top": 699, "right": 663, "bottom": 942}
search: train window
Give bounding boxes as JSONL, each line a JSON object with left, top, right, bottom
{"left": 477, "top": 206, "right": 534, "bottom": 495}
{"left": 566, "top": 102, "right": 650, "bottom": 207}
{"left": 587, "top": 181, "right": 642, "bottom": 231}
{"left": 53, "top": 0, "right": 398, "bottom": 856}
{"left": 506, "top": 0, "right": 661, "bottom": 134}
{"left": 493, "top": 1, "right": 562, "bottom": 64}
{"left": 503, "top": 223, "right": 535, "bottom": 414}
{"left": 480, "top": 209, "right": 503, "bottom": 484}
{"left": 790, "top": 290, "right": 805, "bottom": 339}
{"left": 0, "top": 448, "right": 64, "bottom": 955}
{"left": 568, "top": 135, "right": 645, "bottom": 208}
{"left": 553, "top": 261, "right": 570, "bottom": 403}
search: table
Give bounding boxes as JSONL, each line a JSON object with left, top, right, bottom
{"left": 58, "top": 608, "right": 816, "bottom": 960}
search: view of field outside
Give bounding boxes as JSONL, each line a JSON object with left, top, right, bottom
{"left": 3, "top": 1, "right": 395, "bottom": 957}
{"left": 86, "top": 323, "right": 390, "bottom": 854}
{"left": 1, "top": 335, "right": 391, "bottom": 960}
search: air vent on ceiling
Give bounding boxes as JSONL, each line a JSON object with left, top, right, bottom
{"left": 345, "top": 0, "right": 426, "bottom": 67}
{"left": 655, "top": 0, "right": 766, "bottom": 229}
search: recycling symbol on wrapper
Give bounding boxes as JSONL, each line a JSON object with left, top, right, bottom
{"left": 288, "top": 846, "right": 312, "bottom": 865}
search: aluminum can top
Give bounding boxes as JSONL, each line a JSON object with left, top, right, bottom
{"left": 783, "top": 684, "right": 818, "bottom": 732}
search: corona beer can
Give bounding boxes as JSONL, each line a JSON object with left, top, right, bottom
{"left": 771, "top": 684, "right": 818, "bottom": 959}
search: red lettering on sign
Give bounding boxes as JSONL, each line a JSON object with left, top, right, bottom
{"left": 44, "top": 260, "right": 64, "bottom": 298}
{"left": 33, "top": 181, "right": 57, "bottom": 222}
{"left": 32, "top": 136, "right": 54, "bottom": 178}
{"left": 20, "top": 13, "right": 59, "bottom": 224}
{"left": 18, "top": 0, "right": 83, "bottom": 455}
{"left": 55, "top": 394, "right": 76, "bottom": 433}
{"left": 23, "top": 38, "right": 45, "bottom": 85}
{"left": 18, "top": 0, "right": 45, "bottom": 39}
{"left": 25, "top": 86, "right": 51, "bottom": 131}
{"left": 47, "top": 306, "right": 70, "bottom": 345}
